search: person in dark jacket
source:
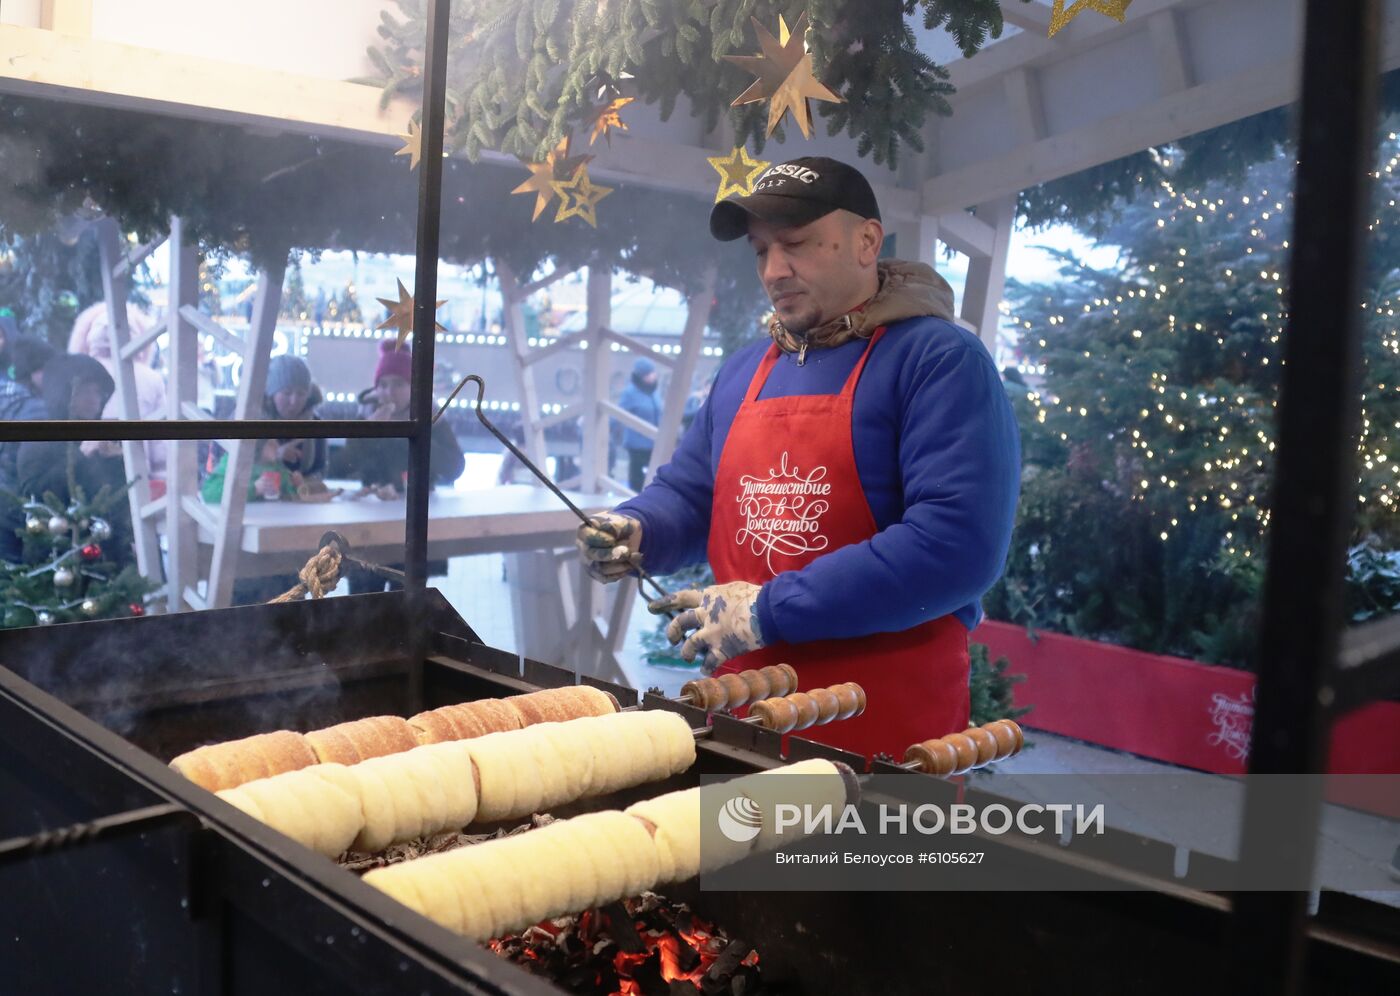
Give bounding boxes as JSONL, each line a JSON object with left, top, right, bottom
{"left": 15, "top": 354, "right": 133, "bottom": 565}
{"left": 0, "top": 336, "right": 59, "bottom": 561}
{"left": 259, "top": 354, "right": 327, "bottom": 477}
{"left": 614, "top": 356, "right": 662, "bottom": 490}
{"left": 332, "top": 340, "right": 465, "bottom": 490}
{"left": 331, "top": 340, "right": 465, "bottom": 593}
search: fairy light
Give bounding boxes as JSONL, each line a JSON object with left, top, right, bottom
{"left": 1005, "top": 137, "right": 1400, "bottom": 573}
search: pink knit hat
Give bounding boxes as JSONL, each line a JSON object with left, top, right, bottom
{"left": 374, "top": 339, "right": 413, "bottom": 385}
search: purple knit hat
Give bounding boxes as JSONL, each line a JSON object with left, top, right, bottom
{"left": 374, "top": 339, "right": 413, "bottom": 385}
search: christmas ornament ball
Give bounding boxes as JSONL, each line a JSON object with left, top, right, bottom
{"left": 53, "top": 566, "right": 75, "bottom": 587}
{"left": 82, "top": 599, "right": 99, "bottom": 616}
{"left": 80, "top": 543, "right": 102, "bottom": 561}
{"left": 25, "top": 515, "right": 45, "bottom": 534}
{"left": 48, "top": 515, "right": 69, "bottom": 533}
{"left": 89, "top": 517, "right": 112, "bottom": 541}
{"left": 129, "top": 603, "right": 146, "bottom": 617}
{"left": 36, "top": 611, "right": 55, "bottom": 625}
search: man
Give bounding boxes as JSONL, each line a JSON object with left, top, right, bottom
{"left": 0, "top": 335, "right": 58, "bottom": 561}
{"left": 616, "top": 357, "right": 662, "bottom": 490}
{"left": 16, "top": 354, "right": 133, "bottom": 565}
{"left": 576, "top": 156, "right": 1021, "bottom": 757}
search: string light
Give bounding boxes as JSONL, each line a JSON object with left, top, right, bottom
{"left": 1005, "top": 137, "right": 1400, "bottom": 562}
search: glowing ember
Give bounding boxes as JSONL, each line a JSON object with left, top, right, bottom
{"left": 489, "top": 892, "right": 765, "bottom": 995}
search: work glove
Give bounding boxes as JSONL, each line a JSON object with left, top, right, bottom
{"left": 576, "top": 511, "right": 644, "bottom": 584}
{"left": 648, "top": 581, "right": 765, "bottom": 675}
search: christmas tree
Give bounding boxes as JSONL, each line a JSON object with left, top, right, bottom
{"left": 2, "top": 486, "right": 157, "bottom": 628}
{"left": 985, "top": 136, "right": 1400, "bottom": 669}
{"left": 282, "top": 257, "right": 311, "bottom": 321}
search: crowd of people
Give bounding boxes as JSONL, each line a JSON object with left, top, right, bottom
{"left": 0, "top": 305, "right": 469, "bottom": 604}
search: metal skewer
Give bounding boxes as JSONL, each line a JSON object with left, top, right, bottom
{"left": 435, "top": 374, "right": 672, "bottom": 603}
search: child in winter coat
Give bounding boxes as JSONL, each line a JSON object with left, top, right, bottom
{"left": 201, "top": 439, "right": 299, "bottom": 504}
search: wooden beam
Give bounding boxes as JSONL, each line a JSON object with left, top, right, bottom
{"left": 600, "top": 328, "right": 678, "bottom": 369}
{"left": 207, "top": 256, "right": 286, "bottom": 608}
{"left": 0, "top": 23, "right": 413, "bottom": 142}
{"left": 496, "top": 261, "right": 550, "bottom": 469}
{"left": 647, "top": 264, "right": 715, "bottom": 484}
{"left": 945, "top": 0, "right": 1189, "bottom": 94}
{"left": 1003, "top": 67, "right": 1047, "bottom": 144}
{"left": 40, "top": 0, "right": 90, "bottom": 37}
{"left": 96, "top": 218, "right": 161, "bottom": 581}
{"left": 117, "top": 312, "right": 167, "bottom": 361}
{"left": 520, "top": 330, "right": 586, "bottom": 367}
{"left": 112, "top": 233, "right": 167, "bottom": 279}
{"left": 999, "top": 1, "right": 1054, "bottom": 35}
{"left": 935, "top": 209, "right": 997, "bottom": 258}
{"left": 1148, "top": 8, "right": 1193, "bottom": 95}
{"left": 958, "top": 195, "right": 1018, "bottom": 357}
{"left": 178, "top": 305, "right": 246, "bottom": 356}
{"left": 922, "top": 24, "right": 1400, "bottom": 216}
{"left": 537, "top": 402, "right": 586, "bottom": 431}
{"left": 599, "top": 399, "right": 658, "bottom": 442}
{"left": 0, "top": 25, "right": 926, "bottom": 221}
{"left": 166, "top": 217, "right": 200, "bottom": 615}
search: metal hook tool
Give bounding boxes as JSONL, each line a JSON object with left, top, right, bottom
{"left": 434, "top": 374, "right": 672, "bottom": 603}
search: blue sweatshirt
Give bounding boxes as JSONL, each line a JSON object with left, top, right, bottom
{"left": 616, "top": 316, "right": 1021, "bottom": 643}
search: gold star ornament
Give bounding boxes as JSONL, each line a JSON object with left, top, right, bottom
{"left": 375, "top": 279, "right": 447, "bottom": 349}
{"left": 551, "top": 164, "right": 613, "bottom": 228}
{"left": 707, "top": 147, "right": 771, "bottom": 203}
{"left": 1048, "top": 0, "right": 1133, "bottom": 37}
{"left": 725, "top": 12, "right": 842, "bottom": 139}
{"left": 585, "top": 96, "right": 635, "bottom": 146}
{"left": 394, "top": 119, "right": 422, "bottom": 170}
{"left": 511, "top": 134, "right": 595, "bottom": 222}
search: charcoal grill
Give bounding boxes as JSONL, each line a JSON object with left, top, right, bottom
{"left": 2, "top": 593, "right": 1398, "bottom": 995}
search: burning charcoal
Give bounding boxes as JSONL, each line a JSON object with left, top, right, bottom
{"left": 599, "top": 900, "right": 646, "bottom": 953}
{"left": 669, "top": 982, "right": 701, "bottom": 995}
{"left": 629, "top": 950, "right": 668, "bottom": 996}
{"left": 669, "top": 931, "right": 702, "bottom": 976}
{"left": 702, "top": 940, "right": 755, "bottom": 992}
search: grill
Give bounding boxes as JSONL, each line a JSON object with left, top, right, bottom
{"left": 3, "top": 592, "right": 1398, "bottom": 995}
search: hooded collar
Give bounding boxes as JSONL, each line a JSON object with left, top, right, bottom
{"left": 768, "top": 259, "right": 956, "bottom": 359}
{"left": 40, "top": 354, "right": 114, "bottom": 419}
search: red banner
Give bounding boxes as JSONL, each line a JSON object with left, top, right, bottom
{"left": 972, "top": 620, "right": 1400, "bottom": 777}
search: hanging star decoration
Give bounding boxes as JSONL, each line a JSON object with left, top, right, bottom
{"left": 512, "top": 134, "right": 595, "bottom": 222}
{"left": 551, "top": 164, "right": 613, "bottom": 228}
{"left": 584, "top": 95, "right": 635, "bottom": 146}
{"left": 724, "top": 12, "right": 843, "bottom": 139}
{"left": 1048, "top": 0, "right": 1133, "bottom": 38}
{"left": 707, "top": 146, "right": 771, "bottom": 203}
{"left": 394, "top": 119, "right": 422, "bottom": 170}
{"left": 375, "top": 279, "right": 446, "bottom": 349}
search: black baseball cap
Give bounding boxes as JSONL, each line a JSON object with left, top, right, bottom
{"left": 709, "top": 155, "right": 881, "bottom": 241}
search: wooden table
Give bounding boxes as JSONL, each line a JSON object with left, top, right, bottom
{"left": 198, "top": 483, "right": 614, "bottom": 575}
{"left": 194, "top": 483, "right": 638, "bottom": 685}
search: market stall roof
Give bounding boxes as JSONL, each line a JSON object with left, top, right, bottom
{"left": 4, "top": 0, "right": 1395, "bottom": 229}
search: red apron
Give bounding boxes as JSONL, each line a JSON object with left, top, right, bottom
{"left": 708, "top": 329, "right": 970, "bottom": 761}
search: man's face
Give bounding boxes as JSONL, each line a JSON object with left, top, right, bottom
{"left": 70, "top": 379, "right": 105, "bottom": 420}
{"left": 747, "top": 210, "right": 882, "bottom": 335}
